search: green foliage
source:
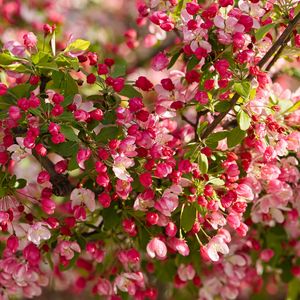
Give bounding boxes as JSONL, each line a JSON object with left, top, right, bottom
{"left": 181, "top": 204, "right": 196, "bottom": 232}
{"left": 227, "top": 127, "right": 246, "bottom": 148}
{"left": 234, "top": 81, "right": 251, "bottom": 99}
{"left": 64, "top": 39, "right": 90, "bottom": 52}
{"left": 255, "top": 23, "right": 276, "bottom": 41}
{"left": 237, "top": 110, "right": 251, "bottom": 130}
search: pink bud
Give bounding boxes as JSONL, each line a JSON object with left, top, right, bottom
{"left": 8, "top": 106, "right": 21, "bottom": 120}
{"left": 41, "top": 198, "right": 56, "bottom": 214}
{"left": 135, "top": 76, "right": 153, "bottom": 91}
{"left": 23, "top": 243, "right": 41, "bottom": 266}
{"left": 151, "top": 52, "right": 169, "bottom": 71}
{"left": 0, "top": 83, "right": 8, "bottom": 96}
{"left": 146, "top": 237, "right": 167, "bottom": 259}
{"left": 260, "top": 249, "right": 274, "bottom": 262}
{"left": 37, "top": 171, "right": 50, "bottom": 184}
{"left": 98, "top": 192, "right": 111, "bottom": 208}
{"left": 165, "top": 222, "right": 177, "bottom": 237}
{"left": 7, "top": 235, "right": 19, "bottom": 253}
{"left": 54, "top": 160, "right": 68, "bottom": 174}
{"left": 195, "top": 91, "right": 209, "bottom": 105}
{"left": 35, "top": 143, "right": 47, "bottom": 156}
{"left": 23, "top": 32, "right": 37, "bottom": 50}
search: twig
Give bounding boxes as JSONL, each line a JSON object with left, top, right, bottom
{"left": 200, "top": 12, "right": 300, "bottom": 140}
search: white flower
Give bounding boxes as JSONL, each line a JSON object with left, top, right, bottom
{"left": 70, "top": 188, "right": 96, "bottom": 212}
{"left": 27, "top": 222, "right": 51, "bottom": 245}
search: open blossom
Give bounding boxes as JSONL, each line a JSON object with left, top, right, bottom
{"left": 70, "top": 188, "right": 96, "bottom": 212}
{"left": 154, "top": 185, "right": 182, "bottom": 216}
{"left": 7, "top": 137, "right": 32, "bottom": 162}
{"left": 55, "top": 241, "right": 81, "bottom": 260}
{"left": 114, "top": 272, "right": 145, "bottom": 295}
{"left": 112, "top": 154, "right": 135, "bottom": 180}
{"left": 27, "top": 222, "right": 51, "bottom": 245}
{"left": 201, "top": 233, "right": 230, "bottom": 262}
{"left": 146, "top": 237, "right": 167, "bottom": 259}
{"left": 177, "top": 264, "right": 196, "bottom": 281}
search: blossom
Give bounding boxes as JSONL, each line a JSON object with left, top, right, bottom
{"left": 112, "top": 154, "right": 135, "bottom": 181}
{"left": 27, "top": 222, "right": 51, "bottom": 245}
{"left": 146, "top": 237, "right": 167, "bottom": 259}
{"left": 70, "top": 188, "right": 96, "bottom": 212}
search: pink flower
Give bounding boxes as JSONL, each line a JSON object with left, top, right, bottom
{"left": 168, "top": 238, "right": 190, "bottom": 256}
{"left": 151, "top": 52, "right": 169, "bottom": 71}
{"left": 27, "top": 222, "right": 51, "bottom": 245}
{"left": 114, "top": 272, "right": 144, "bottom": 295}
{"left": 95, "top": 278, "right": 113, "bottom": 296}
{"left": 70, "top": 188, "right": 96, "bottom": 212}
{"left": 260, "top": 249, "right": 274, "bottom": 262}
{"left": 55, "top": 241, "right": 81, "bottom": 260}
{"left": 155, "top": 190, "right": 179, "bottom": 216}
{"left": 236, "top": 183, "right": 254, "bottom": 201}
{"left": 76, "top": 148, "right": 92, "bottom": 169}
{"left": 177, "top": 264, "right": 195, "bottom": 281}
{"left": 204, "top": 234, "right": 230, "bottom": 262}
{"left": 146, "top": 237, "right": 167, "bottom": 259}
{"left": 112, "top": 154, "right": 134, "bottom": 181}
{"left": 23, "top": 32, "right": 37, "bottom": 50}
{"left": 23, "top": 243, "right": 41, "bottom": 266}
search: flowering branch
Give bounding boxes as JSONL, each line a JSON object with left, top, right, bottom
{"left": 200, "top": 12, "right": 300, "bottom": 140}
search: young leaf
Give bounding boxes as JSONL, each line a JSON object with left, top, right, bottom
{"left": 237, "top": 110, "right": 251, "bottom": 131}
{"left": 96, "top": 126, "right": 121, "bottom": 143}
{"left": 0, "top": 52, "right": 19, "bottom": 65}
{"left": 118, "top": 85, "right": 142, "bottom": 98}
{"left": 181, "top": 204, "right": 196, "bottom": 232}
{"left": 234, "top": 82, "right": 250, "bottom": 99}
{"left": 255, "top": 23, "right": 275, "bottom": 41}
{"left": 65, "top": 39, "right": 90, "bottom": 52}
{"left": 205, "top": 131, "right": 229, "bottom": 149}
{"left": 198, "top": 153, "right": 208, "bottom": 174}
{"left": 227, "top": 127, "right": 246, "bottom": 148}
{"left": 60, "top": 125, "right": 80, "bottom": 142}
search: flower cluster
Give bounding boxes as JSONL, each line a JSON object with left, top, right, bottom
{"left": 0, "top": 0, "right": 299, "bottom": 299}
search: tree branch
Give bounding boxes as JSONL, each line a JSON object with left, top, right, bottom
{"left": 200, "top": 12, "right": 300, "bottom": 140}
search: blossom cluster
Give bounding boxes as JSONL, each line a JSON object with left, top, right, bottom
{"left": 0, "top": 0, "right": 299, "bottom": 299}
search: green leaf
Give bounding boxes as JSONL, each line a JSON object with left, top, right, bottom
{"left": 65, "top": 39, "right": 90, "bottom": 52}
{"left": 287, "top": 278, "right": 300, "bottom": 300}
{"left": 60, "top": 125, "right": 80, "bottom": 142}
{"left": 168, "top": 51, "right": 181, "bottom": 69}
{"left": 14, "top": 179, "right": 27, "bottom": 189}
{"left": 255, "top": 23, "right": 275, "bottom": 41}
{"left": 207, "top": 177, "right": 225, "bottom": 186}
{"left": 197, "top": 121, "right": 208, "bottom": 138}
{"left": 96, "top": 126, "right": 121, "bottom": 143}
{"left": 10, "top": 83, "right": 35, "bottom": 99}
{"left": 227, "top": 127, "right": 246, "bottom": 148}
{"left": 118, "top": 85, "right": 142, "bottom": 98}
{"left": 283, "top": 101, "right": 300, "bottom": 114}
{"left": 234, "top": 82, "right": 250, "bottom": 99}
{"left": 37, "top": 61, "right": 58, "bottom": 72}
{"left": 111, "top": 62, "right": 127, "bottom": 77}
{"left": 50, "top": 141, "right": 79, "bottom": 157}
{"left": 205, "top": 131, "right": 229, "bottom": 148}
{"left": 64, "top": 73, "right": 78, "bottom": 96}
{"left": 102, "top": 206, "right": 121, "bottom": 230}
{"left": 0, "top": 52, "right": 19, "bottom": 65}
{"left": 102, "top": 111, "right": 116, "bottom": 125}
{"left": 215, "top": 101, "right": 230, "bottom": 112}
{"left": 198, "top": 153, "right": 208, "bottom": 174}
{"left": 187, "top": 56, "right": 199, "bottom": 71}
{"left": 237, "top": 110, "right": 251, "bottom": 131}
{"left": 181, "top": 204, "right": 196, "bottom": 232}
{"left": 31, "top": 52, "right": 50, "bottom": 65}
